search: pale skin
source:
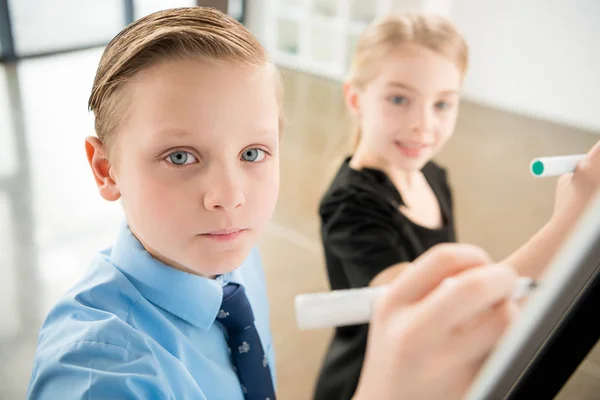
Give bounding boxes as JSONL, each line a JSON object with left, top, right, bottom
{"left": 85, "top": 56, "right": 532, "bottom": 399}
{"left": 347, "top": 44, "right": 600, "bottom": 287}
{"left": 86, "top": 58, "right": 281, "bottom": 278}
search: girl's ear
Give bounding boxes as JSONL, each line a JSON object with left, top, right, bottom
{"left": 344, "top": 81, "right": 362, "bottom": 117}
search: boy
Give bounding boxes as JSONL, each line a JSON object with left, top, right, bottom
{"left": 27, "top": 7, "right": 537, "bottom": 399}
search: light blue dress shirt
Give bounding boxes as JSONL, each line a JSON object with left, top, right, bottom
{"left": 27, "top": 223, "right": 276, "bottom": 399}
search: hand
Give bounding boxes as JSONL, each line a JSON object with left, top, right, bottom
{"left": 369, "top": 262, "right": 411, "bottom": 287}
{"left": 354, "top": 244, "right": 520, "bottom": 400}
{"left": 554, "top": 140, "right": 600, "bottom": 218}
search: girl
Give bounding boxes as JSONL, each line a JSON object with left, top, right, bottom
{"left": 314, "top": 12, "right": 600, "bottom": 399}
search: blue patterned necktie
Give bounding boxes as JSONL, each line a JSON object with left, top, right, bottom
{"left": 218, "top": 283, "right": 276, "bottom": 400}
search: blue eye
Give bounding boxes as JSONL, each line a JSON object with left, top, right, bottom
{"left": 167, "top": 151, "right": 197, "bottom": 166}
{"left": 241, "top": 148, "right": 267, "bottom": 163}
{"left": 389, "top": 95, "right": 408, "bottom": 105}
{"left": 435, "top": 101, "right": 451, "bottom": 110}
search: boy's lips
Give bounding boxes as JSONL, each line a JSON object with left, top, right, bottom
{"left": 207, "top": 228, "right": 244, "bottom": 235}
{"left": 199, "top": 228, "right": 248, "bottom": 242}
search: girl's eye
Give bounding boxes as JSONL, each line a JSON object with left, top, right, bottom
{"left": 435, "top": 101, "right": 452, "bottom": 110}
{"left": 166, "top": 151, "right": 197, "bottom": 166}
{"left": 241, "top": 148, "right": 267, "bottom": 163}
{"left": 389, "top": 95, "right": 408, "bottom": 105}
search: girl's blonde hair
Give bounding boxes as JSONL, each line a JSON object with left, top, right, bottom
{"left": 347, "top": 12, "right": 469, "bottom": 150}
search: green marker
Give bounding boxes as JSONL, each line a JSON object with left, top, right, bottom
{"left": 530, "top": 154, "right": 585, "bottom": 177}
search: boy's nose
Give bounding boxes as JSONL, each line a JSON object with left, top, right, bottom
{"left": 204, "top": 191, "right": 245, "bottom": 212}
{"left": 203, "top": 172, "right": 246, "bottom": 212}
{"left": 204, "top": 188, "right": 245, "bottom": 212}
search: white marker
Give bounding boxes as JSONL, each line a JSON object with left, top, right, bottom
{"left": 530, "top": 154, "right": 585, "bottom": 177}
{"left": 295, "top": 277, "right": 537, "bottom": 330}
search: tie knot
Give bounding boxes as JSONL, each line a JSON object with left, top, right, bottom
{"left": 217, "top": 283, "right": 255, "bottom": 332}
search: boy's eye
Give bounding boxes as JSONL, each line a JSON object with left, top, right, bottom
{"left": 435, "top": 101, "right": 451, "bottom": 110}
{"left": 389, "top": 95, "right": 408, "bottom": 105}
{"left": 241, "top": 148, "right": 267, "bottom": 163}
{"left": 166, "top": 151, "right": 197, "bottom": 166}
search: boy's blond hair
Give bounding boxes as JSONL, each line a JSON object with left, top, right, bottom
{"left": 88, "top": 7, "right": 282, "bottom": 155}
{"left": 348, "top": 12, "right": 468, "bottom": 150}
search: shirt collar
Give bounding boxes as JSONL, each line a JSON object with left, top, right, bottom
{"left": 110, "top": 222, "right": 246, "bottom": 331}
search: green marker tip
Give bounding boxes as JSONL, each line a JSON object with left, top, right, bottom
{"left": 532, "top": 160, "right": 544, "bottom": 176}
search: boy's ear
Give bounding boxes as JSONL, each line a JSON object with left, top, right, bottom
{"left": 85, "top": 137, "right": 121, "bottom": 202}
{"left": 343, "top": 81, "right": 361, "bottom": 116}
